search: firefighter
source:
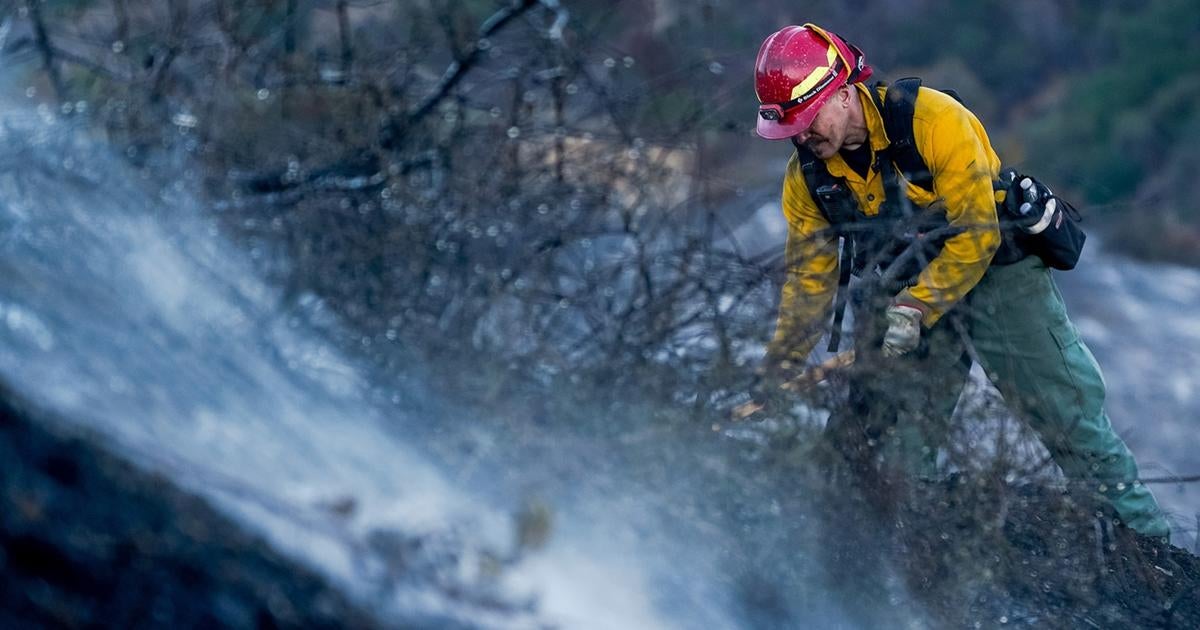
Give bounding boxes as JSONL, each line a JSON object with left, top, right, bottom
{"left": 753, "top": 23, "right": 1170, "bottom": 540}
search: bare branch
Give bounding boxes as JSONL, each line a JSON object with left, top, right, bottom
{"left": 538, "top": 0, "right": 569, "bottom": 41}
{"left": 25, "top": 0, "right": 65, "bottom": 102}
{"left": 148, "top": 0, "right": 187, "bottom": 103}
{"left": 1140, "top": 474, "right": 1200, "bottom": 485}
{"left": 336, "top": 0, "right": 352, "bottom": 76}
{"left": 111, "top": 0, "right": 128, "bottom": 45}
{"left": 403, "top": 0, "right": 540, "bottom": 130}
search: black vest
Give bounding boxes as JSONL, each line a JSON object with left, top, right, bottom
{"left": 793, "top": 78, "right": 1023, "bottom": 351}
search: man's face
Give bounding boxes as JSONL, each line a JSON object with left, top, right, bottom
{"left": 793, "top": 87, "right": 850, "bottom": 159}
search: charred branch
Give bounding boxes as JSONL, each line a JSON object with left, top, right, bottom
{"left": 26, "top": 0, "right": 65, "bottom": 102}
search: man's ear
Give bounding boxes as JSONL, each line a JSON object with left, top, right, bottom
{"left": 838, "top": 85, "right": 853, "bottom": 106}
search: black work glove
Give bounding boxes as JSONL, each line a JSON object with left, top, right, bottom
{"left": 999, "top": 168, "right": 1056, "bottom": 233}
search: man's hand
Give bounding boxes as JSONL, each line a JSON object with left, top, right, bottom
{"left": 1016, "top": 176, "right": 1057, "bottom": 235}
{"left": 734, "top": 353, "right": 812, "bottom": 421}
{"left": 730, "top": 370, "right": 790, "bottom": 421}
{"left": 1000, "top": 169, "right": 1057, "bottom": 234}
{"left": 746, "top": 357, "right": 800, "bottom": 409}
{"left": 882, "top": 304, "right": 923, "bottom": 357}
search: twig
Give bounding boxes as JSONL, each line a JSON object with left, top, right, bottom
{"left": 404, "top": 0, "right": 541, "bottom": 130}
{"left": 336, "top": 0, "right": 353, "bottom": 77}
{"left": 111, "top": 0, "right": 128, "bottom": 46}
{"left": 1139, "top": 474, "right": 1200, "bottom": 485}
{"left": 26, "top": 0, "right": 65, "bottom": 102}
{"left": 731, "top": 350, "right": 856, "bottom": 421}
{"left": 149, "top": 0, "right": 187, "bottom": 103}
{"left": 539, "top": 0, "right": 569, "bottom": 40}
{"left": 252, "top": 0, "right": 562, "bottom": 196}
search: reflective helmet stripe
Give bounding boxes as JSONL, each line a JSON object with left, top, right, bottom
{"left": 790, "top": 46, "right": 839, "bottom": 101}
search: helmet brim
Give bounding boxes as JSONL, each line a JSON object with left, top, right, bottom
{"left": 755, "top": 88, "right": 832, "bottom": 140}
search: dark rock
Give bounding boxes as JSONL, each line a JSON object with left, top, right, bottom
{"left": 0, "top": 388, "right": 384, "bottom": 629}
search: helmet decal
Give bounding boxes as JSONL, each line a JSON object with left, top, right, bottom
{"left": 790, "top": 46, "right": 839, "bottom": 101}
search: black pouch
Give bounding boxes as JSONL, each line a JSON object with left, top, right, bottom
{"left": 997, "top": 170, "right": 1086, "bottom": 271}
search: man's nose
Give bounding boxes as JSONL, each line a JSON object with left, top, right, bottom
{"left": 793, "top": 129, "right": 811, "bottom": 143}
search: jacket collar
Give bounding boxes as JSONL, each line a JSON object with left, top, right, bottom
{"left": 825, "top": 83, "right": 890, "bottom": 182}
{"left": 857, "top": 82, "right": 892, "bottom": 154}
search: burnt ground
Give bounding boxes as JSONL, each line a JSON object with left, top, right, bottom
{"left": 915, "top": 480, "right": 1200, "bottom": 628}
{"left": 1, "top": 368, "right": 1197, "bottom": 630}
{"left": 0, "top": 387, "right": 385, "bottom": 629}
{"left": 800, "top": 467, "right": 1200, "bottom": 629}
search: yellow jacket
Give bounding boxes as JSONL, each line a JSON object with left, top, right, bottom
{"left": 770, "top": 83, "right": 1002, "bottom": 362}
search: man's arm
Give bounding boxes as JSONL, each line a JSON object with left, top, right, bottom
{"left": 767, "top": 155, "right": 841, "bottom": 365}
{"left": 894, "top": 92, "right": 1002, "bottom": 326}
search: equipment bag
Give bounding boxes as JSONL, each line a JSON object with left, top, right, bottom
{"left": 997, "top": 169, "right": 1087, "bottom": 270}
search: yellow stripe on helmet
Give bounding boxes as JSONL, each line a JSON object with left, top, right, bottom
{"left": 802, "top": 23, "right": 857, "bottom": 75}
{"left": 789, "top": 45, "right": 838, "bottom": 101}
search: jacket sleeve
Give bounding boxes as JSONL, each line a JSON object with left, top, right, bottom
{"left": 895, "top": 98, "right": 1001, "bottom": 326}
{"left": 768, "top": 155, "right": 841, "bottom": 364}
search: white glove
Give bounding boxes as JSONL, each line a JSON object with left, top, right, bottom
{"left": 882, "top": 304, "right": 923, "bottom": 357}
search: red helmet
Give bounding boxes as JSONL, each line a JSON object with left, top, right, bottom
{"left": 754, "top": 24, "right": 872, "bottom": 140}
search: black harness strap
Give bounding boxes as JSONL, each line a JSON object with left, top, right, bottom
{"left": 878, "top": 77, "right": 963, "bottom": 192}
{"left": 793, "top": 78, "right": 957, "bottom": 352}
{"left": 792, "top": 136, "right": 858, "bottom": 352}
{"left": 828, "top": 243, "right": 854, "bottom": 352}
{"left": 878, "top": 78, "right": 933, "bottom": 192}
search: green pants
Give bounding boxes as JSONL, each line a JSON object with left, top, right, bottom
{"left": 843, "top": 255, "right": 1170, "bottom": 538}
